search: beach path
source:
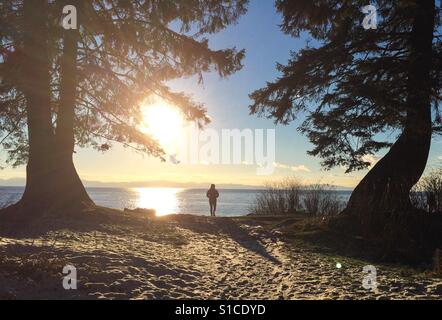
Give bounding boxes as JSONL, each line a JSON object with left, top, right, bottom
{"left": 0, "top": 212, "right": 440, "bottom": 299}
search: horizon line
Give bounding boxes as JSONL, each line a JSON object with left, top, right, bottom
{"left": 0, "top": 177, "right": 354, "bottom": 191}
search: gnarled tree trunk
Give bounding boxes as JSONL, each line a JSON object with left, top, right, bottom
{"left": 53, "top": 24, "right": 93, "bottom": 209}
{"left": 345, "top": 0, "right": 435, "bottom": 236}
{"left": 19, "top": 0, "right": 55, "bottom": 210}
{"left": 5, "top": 0, "right": 93, "bottom": 218}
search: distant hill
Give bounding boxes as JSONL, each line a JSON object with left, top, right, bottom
{"left": 0, "top": 177, "right": 353, "bottom": 191}
{"left": 0, "top": 178, "right": 263, "bottom": 190}
{"left": 82, "top": 180, "right": 265, "bottom": 190}
{"left": 0, "top": 178, "right": 26, "bottom": 187}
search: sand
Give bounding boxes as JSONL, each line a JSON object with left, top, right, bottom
{"left": 0, "top": 210, "right": 440, "bottom": 300}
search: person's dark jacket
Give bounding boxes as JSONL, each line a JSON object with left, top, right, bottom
{"left": 207, "top": 189, "right": 219, "bottom": 201}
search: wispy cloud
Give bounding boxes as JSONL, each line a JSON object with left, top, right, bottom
{"left": 273, "top": 162, "right": 290, "bottom": 169}
{"left": 273, "top": 162, "right": 311, "bottom": 173}
{"left": 291, "top": 165, "right": 311, "bottom": 172}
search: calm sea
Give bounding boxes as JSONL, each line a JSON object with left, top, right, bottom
{"left": 0, "top": 187, "right": 352, "bottom": 217}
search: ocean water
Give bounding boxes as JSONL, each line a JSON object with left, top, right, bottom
{"left": 0, "top": 187, "right": 352, "bottom": 217}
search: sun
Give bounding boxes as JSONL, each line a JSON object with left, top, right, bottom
{"left": 140, "top": 99, "right": 184, "bottom": 150}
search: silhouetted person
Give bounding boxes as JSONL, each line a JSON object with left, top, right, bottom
{"left": 206, "top": 184, "right": 219, "bottom": 217}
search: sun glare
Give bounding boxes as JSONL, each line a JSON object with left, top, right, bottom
{"left": 133, "top": 188, "right": 181, "bottom": 216}
{"left": 141, "top": 100, "right": 184, "bottom": 149}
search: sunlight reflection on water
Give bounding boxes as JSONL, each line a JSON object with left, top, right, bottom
{"left": 0, "top": 187, "right": 353, "bottom": 217}
{"left": 132, "top": 187, "right": 182, "bottom": 216}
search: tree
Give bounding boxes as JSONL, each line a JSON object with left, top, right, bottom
{"left": 0, "top": 0, "right": 248, "bottom": 214}
{"left": 249, "top": 1, "right": 441, "bottom": 234}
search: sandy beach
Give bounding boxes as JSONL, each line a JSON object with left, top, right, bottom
{"left": 0, "top": 209, "right": 440, "bottom": 300}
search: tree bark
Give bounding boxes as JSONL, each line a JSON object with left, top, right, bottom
{"left": 11, "top": 0, "right": 92, "bottom": 215}
{"left": 345, "top": 0, "right": 435, "bottom": 234}
{"left": 19, "top": 0, "right": 55, "bottom": 209}
{"left": 53, "top": 13, "right": 93, "bottom": 209}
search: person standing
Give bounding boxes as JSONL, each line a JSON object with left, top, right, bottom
{"left": 206, "top": 184, "right": 219, "bottom": 217}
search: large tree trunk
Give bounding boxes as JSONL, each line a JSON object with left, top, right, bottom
{"left": 345, "top": 0, "right": 435, "bottom": 234}
{"left": 8, "top": 0, "right": 92, "bottom": 217}
{"left": 19, "top": 0, "right": 55, "bottom": 210}
{"left": 53, "top": 18, "right": 93, "bottom": 209}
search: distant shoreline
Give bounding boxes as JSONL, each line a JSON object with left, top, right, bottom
{"left": 0, "top": 178, "right": 354, "bottom": 191}
{"left": 0, "top": 185, "right": 354, "bottom": 192}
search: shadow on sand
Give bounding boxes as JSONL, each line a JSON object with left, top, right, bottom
{"left": 0, "top": 206, "right": 280, "bottom": 265}
{"left": 0, "top": 206, "right": 129, "bottom": 238}
{"left": 169, "top": 214, "right": 281, "bottom": 265}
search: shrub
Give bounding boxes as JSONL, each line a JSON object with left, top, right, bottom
{"left": 249, "top": 178, "right": 345, "bottom": 216}
{"left": 411, "top": 169, "right": 442, "bottom": 213}
{"left": 303, "top": 183, "right": 345, "bottom": 216}
{"left": 249, "top": 177, "right": 302, "bottom": 215}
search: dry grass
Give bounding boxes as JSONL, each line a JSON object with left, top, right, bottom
{"left": 249, "top": 177, "right": 345, "bottom": 217}
{"left": 411, "top": 168, "right": 442, "bottom": 213}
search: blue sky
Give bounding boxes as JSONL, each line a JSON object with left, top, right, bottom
{"left": 1, "top": 0, "right": 442, "bottom": 188}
